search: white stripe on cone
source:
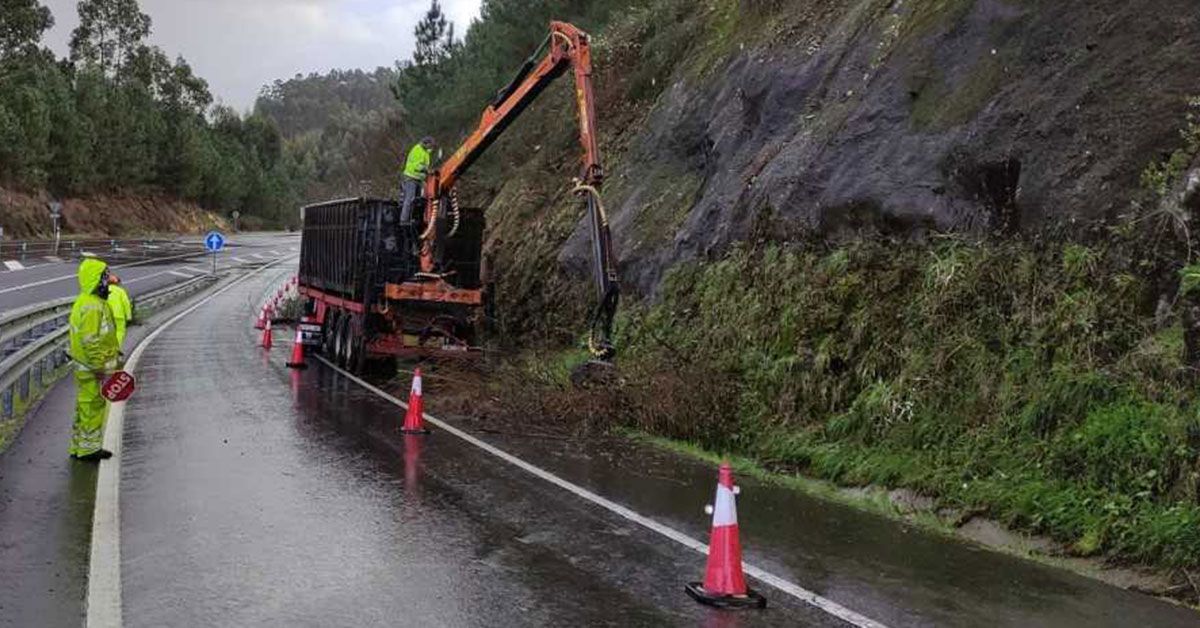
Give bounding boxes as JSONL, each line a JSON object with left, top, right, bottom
{"left": 411, "top": 373, "right": 422, "bottom": 396}
{"left": 711, "top": 484, "right": 738, "bottom": 527}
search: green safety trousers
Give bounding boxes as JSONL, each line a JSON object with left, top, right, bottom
{"left": 70, "top": 371, "right": 108, "bottom": 457}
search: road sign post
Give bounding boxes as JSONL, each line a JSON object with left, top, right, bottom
{"left": 205, "top": 230, "right": 226, "bottom": 276}
{"left": 48, "top": 201, "right": 62, "bottom": 256}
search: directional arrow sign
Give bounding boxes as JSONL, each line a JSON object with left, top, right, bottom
{"left": 204, "top": 230, "right": 226, "bottom": 253}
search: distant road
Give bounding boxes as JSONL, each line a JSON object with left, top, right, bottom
{"left": 0, "top": 232, "right": 299, "bottom": 313}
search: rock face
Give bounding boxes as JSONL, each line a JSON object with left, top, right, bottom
{"left": 561, "top": 0, "right": 1200, "bottom": 294}
{"left": 0, "top": 187, "right": 227, "bottom": 239}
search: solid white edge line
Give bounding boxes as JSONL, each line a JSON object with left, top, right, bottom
{"left": 86, "top": 258, "right": 292, "bottom": 628}
{"left": 317, "top": 356, "right": 889, "bottom": 628}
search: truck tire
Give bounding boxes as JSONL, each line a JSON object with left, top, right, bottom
{"left": 344, "top": 315, "right": 365, "bottom": 374}
{"left": 333, "top": 315, "right": 350, "bottom": 367}
{"left": 322, "top": 310, "right": 340, "bottom": 357}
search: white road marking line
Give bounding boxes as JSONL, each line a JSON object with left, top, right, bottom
{"left": 44, "top": 255, "right": 64, "bottom": 263}
{"left": 3, "top": 260, "right": 25, "bottom": 271}
{"left": 252, "top": 253, "right": 266, "bottom": 260}
{"left": 232, "top": 257, "right": 249, "bottom": 264}
{"left": 168, "top": 270, "right": 192, "bottom": 278}
{"left": 319, "top": 357, "right": 890, "bottom": 628}
{"left": 269, "top": 250, "right": 280, "bottom": 256}
{"left": 179, "top": 266, "right": 204, "bottom": 275}
{"left": 87, "top": 258, "right": 290, "bottom": 628}
{"left": 0, "top": 250, "right": 208, "bottom": 296}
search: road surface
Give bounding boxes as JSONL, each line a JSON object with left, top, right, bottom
{"left": 1, "top": 261, "right": 1199, "bottom": 626}
{"left": 0, "top": 232, "right": 298, "bottom": 313}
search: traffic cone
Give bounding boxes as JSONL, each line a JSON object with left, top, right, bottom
{"left": 260, "top": 319, "right": 273, "bottom": 350}
{"left": 404, "top": 434, "right": 423, "bottom": 494}
{"left": 254, "top": 305, "right": 267, "bottom": 330}
{"left": 286, "top": 327, "right": 307, "bottom": 369}
{"left": 400, "top": 369, "right": 430, "bottom": 435}
{"left": 686, "top": 462, "right": 767, "bottom": 609}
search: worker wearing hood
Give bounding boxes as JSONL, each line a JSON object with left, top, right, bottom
{"left": 68, "top": 258, "right": 120, "bottom": 461}
{"left": 107, "top": 273, "right": 133, "bottom": 346}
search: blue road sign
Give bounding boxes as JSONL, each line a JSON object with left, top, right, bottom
{"left": 204, "top": 231, "right": 226, "bottom": 253}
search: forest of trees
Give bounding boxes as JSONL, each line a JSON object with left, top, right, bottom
{"left": 0, "top": 0, "right": 305, "bottom": 225}
{"left": 0, "top": 0, "right": 635, "bottom": 226}
{"left": 254, "top": 0, "right": 635, "bottom": 203}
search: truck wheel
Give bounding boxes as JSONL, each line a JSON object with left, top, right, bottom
{"left": 333, "top": 315, "right": 349, "bottom": 367}
{"left": 345, "top": 317, "right": 364, "bottom": 374}
{"left": 322, "top": 311, "right": 340, "bottom": 357}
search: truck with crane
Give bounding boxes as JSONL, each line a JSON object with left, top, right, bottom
{"left": 297, "top": 22, "right": 619, "bottom": 373}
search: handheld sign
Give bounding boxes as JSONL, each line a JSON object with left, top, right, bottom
{"left": 101, "top": 371, "right": 136, "bottom": 403}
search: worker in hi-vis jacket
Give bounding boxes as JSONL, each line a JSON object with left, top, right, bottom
{"left": 107, "top": 273, "right": 133, "bottom": 347}
{"left": 400, "top": 136, "right": 435, "bottom": 225}
{"left": 67, "top": 258, "right": 121, "bottom": 461}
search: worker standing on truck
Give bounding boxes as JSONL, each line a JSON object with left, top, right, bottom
{"left": 400, "top": 136, "right": 436, "bottom": 224}
{"left": 107, "top": 273, "right": 133, "bottom": 347}
{"left": 68, "top": 258, "right": 120, "bottom": 461}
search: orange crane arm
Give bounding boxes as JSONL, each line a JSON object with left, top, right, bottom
{"left": 420, "top": 21, "right": 619, "bottom": 360}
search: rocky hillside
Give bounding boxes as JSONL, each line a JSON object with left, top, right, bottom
{"left": 0, "top": 187, "right": 228, "bottom": 239}
{"left": 449, "top": 0, "right": 1200, "bottom": 583}
{"left": 529, "top": 0, "right": 1200, "bottom": 293}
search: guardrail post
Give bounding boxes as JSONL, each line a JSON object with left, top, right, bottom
{"left": 110, "top": 239, "right": 117, "bottom": 252}
{"left": 2, "top": 387, "right": 12, "bottom": 419}
{"left": 19, "top": 370, "right": 30, "bottom": 404}
{"left": 20, "top": 242, "right": 27, "bottom": 261}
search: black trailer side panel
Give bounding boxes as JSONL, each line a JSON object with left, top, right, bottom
{"left": 300, "top": 198, "right": 360, "bottom": 300}
{"left": 299, "top": 198, "right": 413, "bottom": 302}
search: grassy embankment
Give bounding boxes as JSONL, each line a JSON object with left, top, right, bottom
{"left": 463, "top": 0, "right": 1200, "bottom": 576}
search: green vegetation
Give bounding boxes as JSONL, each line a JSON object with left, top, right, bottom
{"left": 592, "top": 232, "right": 1200, "bottom": 570}
{"left": 1141, "top": 97, "right": 1200, "bottom": 198}
{"left": 0, "top": 0, "right": 303, "bottom": 225}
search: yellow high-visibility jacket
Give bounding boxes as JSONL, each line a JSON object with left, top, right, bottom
{"left": 403, "top": 143, "right": 431, "bottom": 181}
{"left": 69, "top": 259, "right": 120, "bottom": 373}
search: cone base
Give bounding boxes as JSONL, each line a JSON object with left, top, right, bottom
{"left": 286, "top": 362, "right": 308, "bottom": 369}
{"left": 400, "top": 428, "right": 431, "bottom": 435}
{"left": 685, "top": 583, "right": 767, "bottom": 609}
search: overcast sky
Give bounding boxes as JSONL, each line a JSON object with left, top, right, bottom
{"left": 41, "top": 0, "right": 482, "bottom": 111}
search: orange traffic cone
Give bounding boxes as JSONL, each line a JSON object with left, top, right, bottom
{"left": 254, "top": 305, "right": 267, "bottom": 330}
{"left": 260, "top": 319, "right": 273, "bottom": 350}
{"left": 686, "top": 462, "right": 766, "bottom": 609}
{"left": 400, "top": 369, "right": 431, "bottom": 434}
{"left": 286, "top": 327, "right": 307, "bottom": 369}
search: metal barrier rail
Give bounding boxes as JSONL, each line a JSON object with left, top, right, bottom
{"left": 0, "top": 238, "right": 201, "bottom": 262}
{"left": 0, "top": 274, "right": 217, "bottom": 420}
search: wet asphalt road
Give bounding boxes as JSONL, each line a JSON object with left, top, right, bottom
{"left": 4, "top": 258, "right": 1200, "bottom": 626}
{"left": 119, "top": 267, "right": 842, "bottom": 627}
{"left": 0, "top": 233, "right": 298, "bottom": 313}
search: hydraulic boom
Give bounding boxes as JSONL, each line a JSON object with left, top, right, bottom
{"left": 417, "top": 21, "right": 620, "bottom": 360}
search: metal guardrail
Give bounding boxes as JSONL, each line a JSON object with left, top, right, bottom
{"left": 0, "top": 274, "right": 217, "bottom": 420}
{"left": 0, "top": 238, "right": 202, "bottom": 263}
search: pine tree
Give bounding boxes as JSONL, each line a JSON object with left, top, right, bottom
{"left": 69, "top": 0, "right": 151, "bottom": 78}
{"left": 413, "top": 0, "right": 449, "bottom": 67}
{"left": 0, "top": 0, "right": 54, "bottom": 60}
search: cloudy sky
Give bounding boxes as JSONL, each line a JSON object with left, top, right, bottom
{"left": 41, "top": 0, "right": 482, "bottom": 110}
